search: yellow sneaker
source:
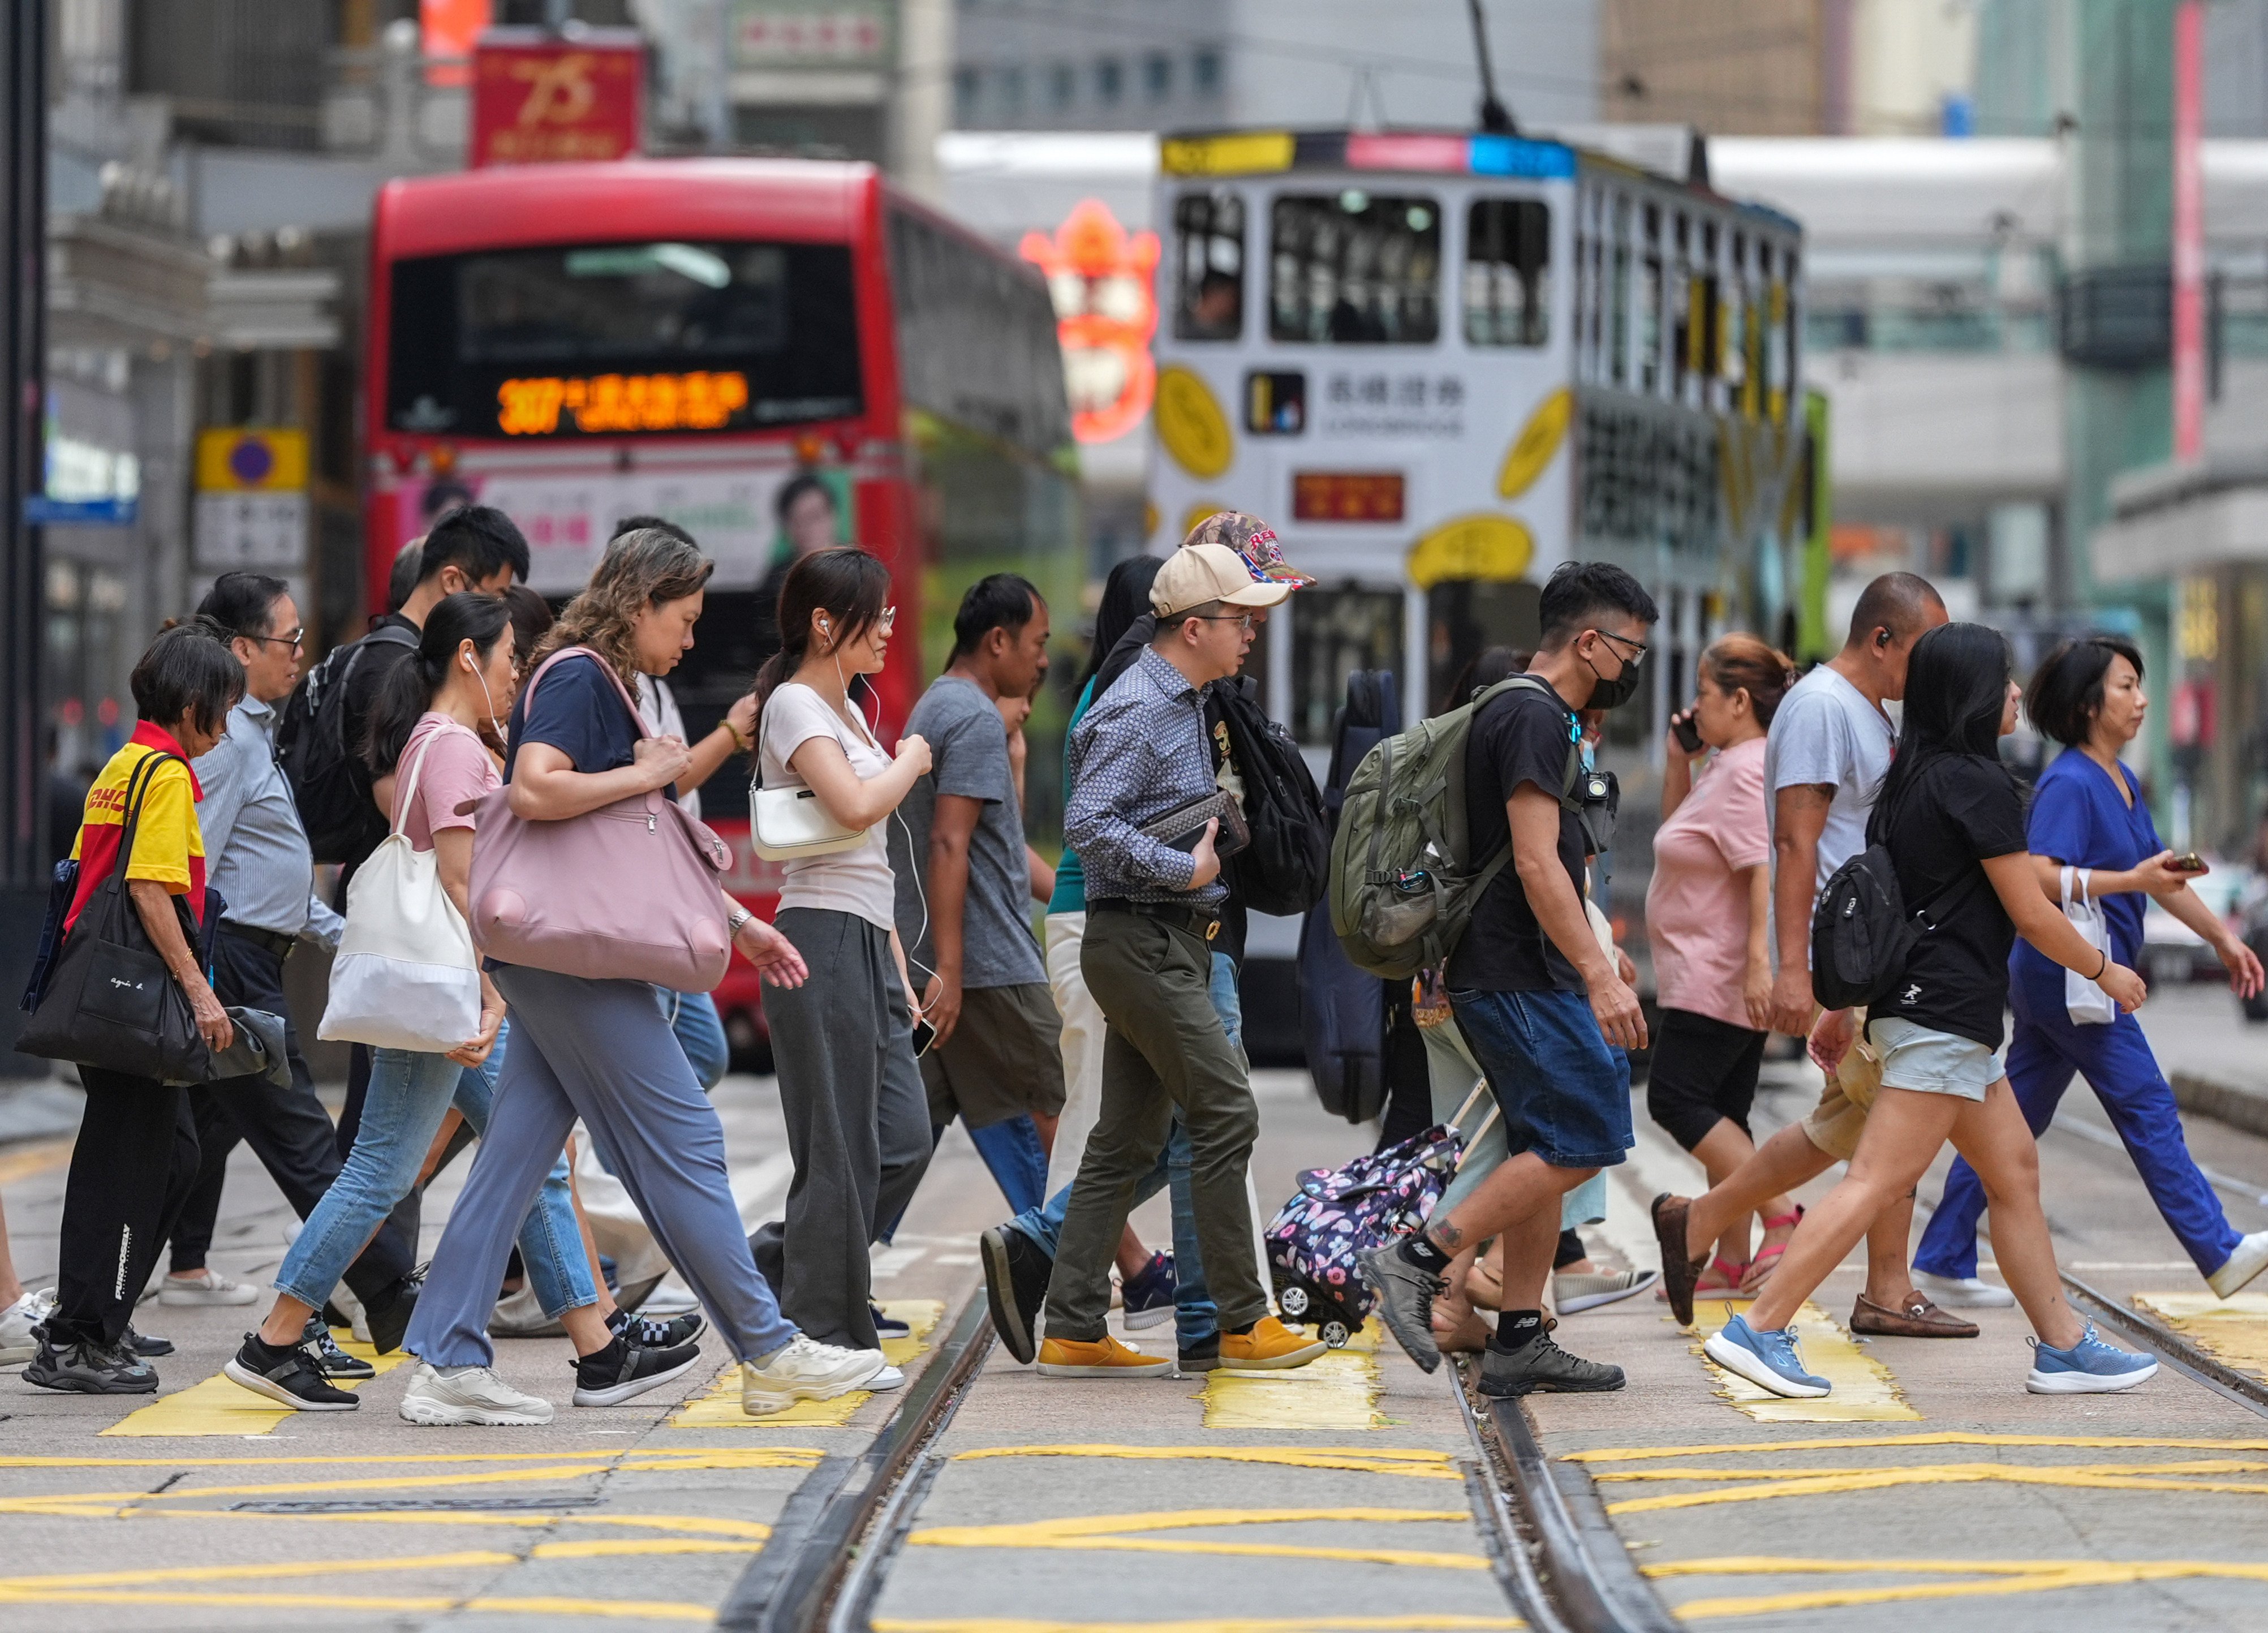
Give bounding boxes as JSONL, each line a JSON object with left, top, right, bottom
{"left": 1220, "top": 1316, "right": 1328, "bottom": 1370}
{"left": 1035, "top": 1334, "right": 1175, "bottom": 1378}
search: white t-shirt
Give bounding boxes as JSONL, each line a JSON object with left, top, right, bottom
{"left": 758, "top": 680, "right": 896, "bottom": 930}
{"left": 1764, "top": 663, "right": 1895, "bottom": 896}
{"left": 631, "top": 674, "right": 699, "bottom": 822}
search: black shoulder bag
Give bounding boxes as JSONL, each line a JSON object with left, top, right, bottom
{"left": 18, "top": 752, "right": 210, "bottom": 1081}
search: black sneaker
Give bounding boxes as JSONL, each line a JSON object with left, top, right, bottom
{"left": 608, "top": 1305, "right": 704, "bottom": 1349}
{"left": 301, "top": 1316, "right": 375, "bottom": 1380}
{"left": 122, "top": 1323, "right": 173, "bottom": 1357}
{"left": 1477, "top": 1323, "right": 1625, "bottom": 1398}
{"left": 364, "top": 1273, "right": 420, "bottom": 1356}
{"left": 1177, "top": 1331, "right": 1221, "bottom": 1374}
{"left": 1356, "top": 1241, "right": 1444, "bottom": 1374}
{"left": 980, "top": 1225, "right": 1051, "bottom": 1366}
{"left": 24, "top": 1332, "right": 158, "bottom": 1394}
{"left": 573, "top": 1331, "right": 702, "bottom": 1407}
{"left": 225, "top": 1333, "right": 362, "bottom": 1411}
{"left": 870, "top": 1300, "right": 911, "bottom": 1338}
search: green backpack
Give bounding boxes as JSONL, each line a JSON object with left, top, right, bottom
{"left": 1326, "top": 675, "right": 1584, "bottom": 981}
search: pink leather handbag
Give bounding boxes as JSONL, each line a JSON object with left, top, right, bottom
{"left": 467, "top": 646, "right": 735, "bottom": 990}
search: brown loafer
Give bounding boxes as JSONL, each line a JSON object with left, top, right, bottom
{"left": 1850, "top": 1292, "right": 1979, "bottom": 1339}
{"left": 1651, "top": 1194, "right": 1706, "bottom": 1326}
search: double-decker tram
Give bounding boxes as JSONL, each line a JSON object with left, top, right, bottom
{"left": 366, "top": 158, "right": 1079, "bottom": 1060}
{"left": 1147, "top": 128, "right": 1809, "bottom": 995}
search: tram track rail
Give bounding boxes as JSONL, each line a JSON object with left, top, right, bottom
{"left": 2061, "top": 1270, "right": 2268, "bottom": 1422}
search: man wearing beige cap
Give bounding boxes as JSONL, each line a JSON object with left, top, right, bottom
{"left": 1036, "top": 543, "right": 1327, "bottom": 1378}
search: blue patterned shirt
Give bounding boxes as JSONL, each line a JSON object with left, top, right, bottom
{"left": 1065, "top": 646, "right": 1224, "bottom": 908}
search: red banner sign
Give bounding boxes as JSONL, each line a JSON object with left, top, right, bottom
{"left": 471, "top": 31, "right": 643, "bottom": 167}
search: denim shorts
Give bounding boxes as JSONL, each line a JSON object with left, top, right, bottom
{"left": 1447, "top": 987, "right": 1633, "bottom": 1170}
{"left": 1866, "top": 1016, "right": 2007, "bottom": 1103}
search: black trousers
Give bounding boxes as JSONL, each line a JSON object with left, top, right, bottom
{"left": 166, "top": 927, "right": 416, "bottom": 1301}
{"left": 51, "top": 1068, "right": 201, "bottom": 1348}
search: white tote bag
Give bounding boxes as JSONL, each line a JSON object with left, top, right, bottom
{"left": 748, "top": 694, "right": 870, "bottom": 862}
{"left": 319, "top": 724, "right": 483, "bottom": 1051}
{"left": 2062, "top": 865, "right": 2118, "bottom": 1026}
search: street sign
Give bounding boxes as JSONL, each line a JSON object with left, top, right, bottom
{"left": 470, "top": 29, "right": 643, "bottom": 167}
{"left": 195, "top": 426, "right": 308, "bottom": 570}
{"left": 196, "top": 426, "right": 308, "bottom": 492}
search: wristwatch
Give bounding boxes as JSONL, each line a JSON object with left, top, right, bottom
{"left": 728, "top": 906, "right": 754, "bottom": 936}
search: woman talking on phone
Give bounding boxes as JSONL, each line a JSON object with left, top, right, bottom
{"left": 1913, "top": 634, "right": 2268, "bottom": 1306}
{"left": 748, "top": 547, "right": 934, "bottom": 1370}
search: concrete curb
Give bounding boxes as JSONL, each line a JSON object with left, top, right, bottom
{"left": 2170, "top": 1071, "right": 2268, "bottom": 1143}
{"left": 1486, "top": 1398, "right": 1681, "bottom": 1633}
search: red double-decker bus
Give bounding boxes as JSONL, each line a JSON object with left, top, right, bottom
{"left": 365, "top": 158, "right": 1081, "bottom": 1061}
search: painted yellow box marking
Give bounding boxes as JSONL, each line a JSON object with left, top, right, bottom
{"left": 101, "top": 1331, "right": 407, "bottom": 1438}
{"left": 1202, "top": 1320, "right": 1382, "bottom": 1431}
{"left": 2133, "top": 1290, "right": 2268, "bottom": 1382}
{"left": 670, "top": 1299, "right": 942, "bottom": 1427}
{"left": 1694, "top": 1300, "right": 1920, "bottom": 1424}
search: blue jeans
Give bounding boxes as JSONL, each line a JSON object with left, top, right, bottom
{"left": 1916, "top": 968, "right": 2241, "bottom": 1281}
{"left": 966, "top": 1116, "right": 1049, "bottom": 1215}
{"left": 1447, "top": 987, "right": 1633, "bottom": 1170}
{"left": 273, "top": 1021, "right": 596, "bottom": 1317}
{"left": 665, "top": 988, "right": 730, "bottom": 1091}
{"left": 1004, "top": 951, "right": 1242, "bottom": 1351}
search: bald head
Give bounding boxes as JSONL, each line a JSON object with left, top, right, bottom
{"left": 1846, "top": 572, "right": 1946, "bottom": 653}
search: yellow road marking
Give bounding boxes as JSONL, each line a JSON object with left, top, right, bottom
{"left": 1595, "top": 1458, "right": 2268, "bottom": 1484}
{"left": 874, "top": 1620, "right": 1524, "bottom": 1633}
{"left": 0, "top": 1590, "right": 716, "bottom": 1619}
{"left": 1561, "top": 1430, "right": 2268, "bottom": 1463}
{"left": 1601, "top": 1460, "right": 2268, "bottom": 1515}
{"left": 953, "top": 1445, "right": 1459, "bottom": 1479}
{"left": 0, "top": 1550, "right": 518, "bottom": 1591}
{"left": 101, "top": 1330, "right": 409, "bottom": 1437}
{"left": 1694, "top": 1300, "right": 1920, "bottom": 1423}
{"left": 2134, "top": 1290, "right": 2268, "bottom": 1382}
{"left": 1650, "top": 1555, "right": 2268, "bottom": 1619}
{"left": 0, "top": 1137, "right": 72, "bottom": 1184}
{"left": 0, "top": 1447, "right": 825, "bottom": 1469}
{"left": 672, "top": 1298, "right": 944, "bottom": 1427}
{"left": 79, "top": 1506, "right": 771, "bottom": 1539}
{"left": 1202, "top": 1321, "right": 1382, "bottom": 1430}
{"left": 908, "top": 1507, "right": 1485, "bottom": 1571}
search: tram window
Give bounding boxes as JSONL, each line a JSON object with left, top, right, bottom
{"left": 1173, "top": 190, "right": 1246, "bottom": 342}
{"left": 1290, "top": 585, "right": 1404, "bottom": 746}
{"left": 1608, "top": 195, "right": 1632, "bottom": 387}
{"left": 1669, "top": 213, "right": 1690, "bottom": 401}
{"left": 1462, "top": 197, "right": 1550, "bottom": 347}
{"left": 1269, "top": 192, "right": 1441, "bottom": 346}
{"left": 1639, "top": 205, "right": 1663, "bottom": 396}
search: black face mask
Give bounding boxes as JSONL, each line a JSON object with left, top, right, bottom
{"left": 1583, "top": 645, "right": 1642, "bottom": 710}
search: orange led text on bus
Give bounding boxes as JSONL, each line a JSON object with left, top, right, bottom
{"left": 495, "top": 371, "right": 751, "bottom": 436}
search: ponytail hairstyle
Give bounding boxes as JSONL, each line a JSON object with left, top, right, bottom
{"left": 364, "top": 591, "right": 514, "bottom": 775}
{"left": 752, "top": 545, "right": 891, "bottom": 711}
{"left": 1701, "top": 633, "right": 1797, "bottom": 728}
{"left": 1869, "top": 621, "right": 2013, "bottom": 831}
{"left": 531, "top": 527, "right": 715, "bottom": 686}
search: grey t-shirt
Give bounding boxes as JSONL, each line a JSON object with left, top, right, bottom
{"left": 888, "top": 674, "right": 1046, "bottom": 990}
{"left": 1764, "top": 663, "right": 1895, "bottom": 897}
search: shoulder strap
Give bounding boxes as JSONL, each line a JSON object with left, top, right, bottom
{"left": 386, "top": 723, "right": 462, "bottom": 839}
{"left": 114, "top": 749, "right": 183, "bottom": 869}
{"left": 1477, "top": 674, "right": 1584, "bottom": 809}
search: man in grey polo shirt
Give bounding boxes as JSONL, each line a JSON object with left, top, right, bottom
{"left": 157, "top": 573, "right": 421, "bottom": 1353}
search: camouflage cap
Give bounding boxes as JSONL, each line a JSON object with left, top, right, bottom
{"left": 1178, "top": 510, "right": 1314, "bottom": 587}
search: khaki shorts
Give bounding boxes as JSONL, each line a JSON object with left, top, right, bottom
{"left": 921, "top": 981, "right": 1068, "bottom": 1130}
{"left": 1797, "top": 1012, "right": 1885, "bottom": 1162}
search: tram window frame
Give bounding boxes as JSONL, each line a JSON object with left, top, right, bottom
{"left": 1173, "top": 188, "right": 1247, "bottom": 343}
{"left": 1462, "top": 196, "right": 1552, "bottom": 349}
{"left": 1778, "top": 247, "right": 1801, "bottom": 421}
{"left": 1289, "top": 583, "right": 1405, "bottom": 749}
{"left": 1608, "top": 192, "right": 1633, "bottom": 388}
{"left": 1268, "top": 190, "right": 1443, "bottom": 346}
{"left": 1639, "top": 203, "right": 1663, "bottom": 396}
{"left": 1669, "top": 211, "right": 1691, "bottom": 403}
{"left": 1697, "top": 218, "right": 1722, "bottom": 410}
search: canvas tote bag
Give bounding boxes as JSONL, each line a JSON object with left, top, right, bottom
{"left": 319, "top": 722, "right": 484, "bottom": 1051}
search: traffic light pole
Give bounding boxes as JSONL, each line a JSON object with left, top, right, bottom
{"left": 2, "top": 0, "right": 48, "bottom": 1068}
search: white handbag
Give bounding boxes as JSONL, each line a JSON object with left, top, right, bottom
{"left": 2062, "top": 865, "right": 2118, "bottom": 1026}
{"left": 748, "top": 697, "right": 871, "bottom": 862}
{"left": 318, "top": 725, "right": 484, "bottom": 1052}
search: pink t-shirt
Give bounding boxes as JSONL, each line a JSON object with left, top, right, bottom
{"left": 388, "top": 714, "right": 499, "bottom": 853}
{"left": 1644, "top": 734, "right": 1771, "bottom": 1030}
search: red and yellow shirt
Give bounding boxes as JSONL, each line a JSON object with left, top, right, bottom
{"left": 66, "top": 721, "right": 208, "bottom": 935}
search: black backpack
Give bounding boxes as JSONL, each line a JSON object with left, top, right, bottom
{"left": 1809, "top": 781, "right": 1986, "bottom": 1009}
{"left": 1215, "top": 675, "right": 1328, "bottom": 917}
{"left": 275, "top": 623, "right": 418, "bottom": 865}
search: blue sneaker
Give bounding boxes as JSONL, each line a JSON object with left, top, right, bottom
{"left": 1703, "top": 1314, "right": 1831, "bottom": 1399}
{"left": 1120, "top": 1253, "right": 1177, "bottom": 1331}
{"left": 2026, "top": 1323, "right": 2158, "bottom": 1394}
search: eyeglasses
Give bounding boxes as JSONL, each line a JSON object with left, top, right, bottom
{"left": 1594, "top": 630, "right": 1647, "bottom": 668}
{"left": 249, "top": 629, "right": 305, "bottom": 653}
{"left": 1194, "top": 613, "right": 1257, "bottom": 633}
{"left": 877, "top": 605, "right": 897, "bottom": 631}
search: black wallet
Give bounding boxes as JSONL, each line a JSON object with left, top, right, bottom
{"left": 1140, "top": 789, "right": 1250, "bottom": 859}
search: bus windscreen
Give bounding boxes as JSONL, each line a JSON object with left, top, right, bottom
{"left": 386, "top": 239, "right": 864, "bottom": 439}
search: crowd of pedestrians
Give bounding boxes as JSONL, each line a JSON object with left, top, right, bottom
{"left": 11, "top": 491, "right": 2253, "bottom": 1420}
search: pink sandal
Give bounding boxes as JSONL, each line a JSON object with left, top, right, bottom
{"left": 1738, "top": 1207, "right": 1804, "bottom": 1295}
{"left": 1692, "top": 1255, "right": 1749, "bottom": 1301}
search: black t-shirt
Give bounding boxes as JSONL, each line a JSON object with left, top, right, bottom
{"left": 1446, "top": 678, "right": 1586, "bottom": 993}
{"left": 1866, "top": 753, "right": 2029, "bottom": 1049}
{"left": 505, "top": 651, "right": 675, "bottom": 801}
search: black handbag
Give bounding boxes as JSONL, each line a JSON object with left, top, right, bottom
{"left": 18, "top": 751, "right": 209, "bottom": 1081}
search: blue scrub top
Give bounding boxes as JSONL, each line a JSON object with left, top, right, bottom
{"left": 2012, "top": 749, "right": 2159, "bottom": 994}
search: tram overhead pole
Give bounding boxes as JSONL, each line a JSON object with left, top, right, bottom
{"left": 1466, "top": 0, "right": 1518, "bottom": 134}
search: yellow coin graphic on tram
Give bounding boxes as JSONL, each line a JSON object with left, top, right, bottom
{"left": 1180, "top": 501, "right": 1230, "bottom": 543}
{"left": 1497, "top": 386, "right": 1573, "bottom": 500}
{"left": 1156, "top": 366, "right": 1234, "bottom": 480}
{"left": 1406, "top": 514, "right": 1535, "bottom": 590}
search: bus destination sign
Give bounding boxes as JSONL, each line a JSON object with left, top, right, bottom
{"left": 496, "top": 371, "right": 752, "bottom": 436}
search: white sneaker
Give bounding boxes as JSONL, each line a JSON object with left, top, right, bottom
{"left": 1914, "top": 1270, "right": 2016, "bottom": 1309}
{"left": 397, "top": 1360, "right": 556, "bottom": 1426}
{"left": 866, "top": 1364, "right": 905, "bottom": 1391}
{"left": 0, "top": 1288, "right": 57, "bottom": 1366}
{"left": 158, "top": 1269, "right": 261, "bottom": 1307}
{"left": 2207, "top": 1231, "right": 2268, "bottom": 1300}
{"left": 740, "top": 1335, "right": 886, "bottom": 1416}
{"left": 1554, "top": 1268, "right": 1660, "bottom": 1314}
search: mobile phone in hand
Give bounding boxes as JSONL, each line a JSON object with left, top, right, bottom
{"left": 2171, "top": 852, "right": 2208, "bottom": 873}
{"left": 910, "top": 1016, "right": 937, "bottom": 1057}
{"left": 1671, "top": 712, "right": 1703, "bottom": 755}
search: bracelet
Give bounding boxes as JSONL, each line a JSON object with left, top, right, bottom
{"left": 2094, "top": 950, "right": 2109, "bottom": 981}
{"left": 723, "top": 719, "right": 751, "bottom": 754}
{"left": 728, "top": 906, "right": 753, "bottom": 936}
